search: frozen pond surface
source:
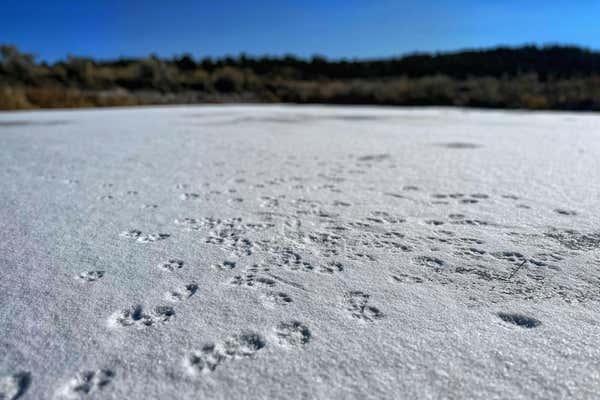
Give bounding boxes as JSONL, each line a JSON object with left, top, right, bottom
{"left": 1, "top": 105, "right": 600, "bottom": 399}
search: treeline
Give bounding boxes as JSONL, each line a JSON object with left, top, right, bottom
{"left": 2, "top": 44, "right": 600, "bottom": 110}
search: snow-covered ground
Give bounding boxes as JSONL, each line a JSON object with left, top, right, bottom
{"left": 1, "top": 105, "right": 600, "bottom": 399}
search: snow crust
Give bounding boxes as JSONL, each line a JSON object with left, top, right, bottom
{"left": 1, "top": 105, "right": 600, "bottom": 399}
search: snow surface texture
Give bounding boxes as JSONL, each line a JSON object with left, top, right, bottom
{"left": 1, "top": 105, "right": 599, "bottom": 399}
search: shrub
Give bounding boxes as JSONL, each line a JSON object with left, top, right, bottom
{"left": 212, "top": 67, "right": 244, "bottom": 93}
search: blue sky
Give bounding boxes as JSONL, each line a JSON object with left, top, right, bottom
{"left": 2, "top": 0, "right": 600, "bottom": 62}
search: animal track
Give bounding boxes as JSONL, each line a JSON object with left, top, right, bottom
{"left": 491, "top": 251, "right": 526, "bottom": 264}
{"left": 110, "top": 305, "right": 174, "bottom": 328}
{"left": 166, "top": 284, "right": 198, "bottom": 302}
{"left": 369, "top": 211, "right": 405, "bottom": 224}
{"left": 184, "top": 332, "right": 265, "bottom": 375}
{"left": 0, "top": 372, "right": 30, "bottom": 400}
{"left": 416, "top": 256, "right": 445, "bottom": 269}
{"left": 455, "top": 247, "right": 486, "bottom": 258}
{"left": 180, "top": 193, "right": 200, "bottom": 200}
{"left": 158, "top": 259, "right": 184, "bottom": 271}
{"left": 76, "top": 271, "right": 105, "bottom": 282}
{"left": 230, "top": 274, "right": 276, "bottom": 288}
{"left": 205, "top": 234, "right": 254, "bottom": 257}
{"left": 318, "top": 261, "right": 344, "bottom": 274}
{"left": 384, "top": 192, "right": 405, "bottom": 199}
{"left": 306, "top": 232, "right": 344, "bottom": 256}
{"left": 332, "top": 200, "right": 351, "bottom": 207}
{"left": 357, "top": 153, "right": 390, "bottom": 162}
{"left": 120, "top": 230, "right": 170, "bottom": 243}
{"left": 437, "top": 142, "right": 481, "bottom": 149}
{"left": 262, "top": 291, "right": 292, "bottom": 306}
{"left": 497, "top": 312, "right": 541, "bottom": 328}
{"left": 391, "top": 273, "right": 425, "bottom": 283}
{"left": 270, "top": 248, "right": 314, "bottom": 272}
{"left": 533, "top": 252, "right": 564, "bottom": 263}
{"left": 425, "top": 220, "right": 444, "bottom": 226}
{"left": 138, "top": 233, "right": 170, "bottom": 243}
{"left": 274, "top": 321, "right": 311, "bottom": 347}
{"left": 119, "top": 229, "right": 142, "bottom": 239}
{"left": 230, "top": 264, "right": 275, "bottom": 288}
{"left": 56, "top": 369, "right": 114, "bottom": 399}
{"left": 345, "top": 291, "right": 383, "bottom": 322}
{"left": 260, "top": 196, "right": 280, "bottom": 208}
{"left": 450, "top": 218, "right": 495, "bottom": 227}
{"left": 545, "top": 229, "right": 600, "bottom": 250}
{"left": 554, "top": 208, "right": 577, "bottom": 216}
{"left": 211, "top": 260, "right": 236, "bottom": 270}
{"left": 174, "top": 217, "right": 200, "bottom": 229}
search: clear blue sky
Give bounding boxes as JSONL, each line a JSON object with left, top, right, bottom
{"left": 2, "top": 0, "right": 600, "bottom": 62}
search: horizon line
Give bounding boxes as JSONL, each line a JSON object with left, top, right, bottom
{"left": 4, "top": 41, "right": 597, "bottom": 64}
